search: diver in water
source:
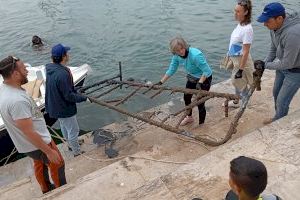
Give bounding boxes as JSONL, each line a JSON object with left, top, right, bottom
{"left": 32, "top": 35, "right": 43, "bottom": 46}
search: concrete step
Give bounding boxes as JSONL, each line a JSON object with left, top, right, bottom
{"left": 123, "top": 109, "right": 300, "bottom": 200}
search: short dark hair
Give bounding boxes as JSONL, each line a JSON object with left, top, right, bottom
{"left": 32, "top": 35, "right": 43, "bottom": 46}
{"left": 239, "top": 0, "right": 252, "bottom": 25}
{"left": 0, "top": 56, "right": 17, "bottom": 79}
{"left": 51, "top": 53, "right": 67, "bottom": 64}
{"left": 230, "top": 156, "right": 267, "bottom": 198}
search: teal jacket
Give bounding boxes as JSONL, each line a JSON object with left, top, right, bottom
{"left": 166, "top": 47, "right": 212, "bottom": 79}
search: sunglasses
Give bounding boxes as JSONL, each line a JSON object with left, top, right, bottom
{"left": 237, "top": 0, "right": 249, "bottom": 6}
{"left": 0, "top": 56, "right": 20, "bottom": 72}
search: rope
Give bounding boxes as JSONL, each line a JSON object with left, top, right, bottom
{"left": 81, "top": 153, "right": 190, "bottom": 165}
{"left": 1, "top": 147, "right": 17, "bottom": 165}
{"left": 47, "top": 127, "right": 204, "bottom": 165}
{"left": 47, "top": 125, "right": 68, "bottom": 145}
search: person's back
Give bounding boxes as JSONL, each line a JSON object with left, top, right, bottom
{"left": 45, "top": 62, "right": 78, "bottom": 118}
{"left": 45, "top": 43, "right": 87, "bottom": 156}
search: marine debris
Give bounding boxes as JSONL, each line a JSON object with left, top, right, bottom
{"left": 79, "top": 63, "right": 264, "bottom": 146}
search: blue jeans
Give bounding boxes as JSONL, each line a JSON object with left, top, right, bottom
{"left": 272, "top": 70, "right": 300, "bottom": 121}
{"left": 58, "top": 115, "right": 81, "bottom": 155}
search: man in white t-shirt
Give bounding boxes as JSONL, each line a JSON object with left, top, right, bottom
{"left": 226, "top": 0, "right": 254, "bottom": 107}
{"left": 0, "top": 56, "right": 66, "bottom": 194}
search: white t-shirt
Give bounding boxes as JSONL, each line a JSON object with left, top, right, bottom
{"left": 228, "top": 23, "right": 253, "bottom": 56}
{"left": 0, "top": 84, "right": 51, "bottom": 153}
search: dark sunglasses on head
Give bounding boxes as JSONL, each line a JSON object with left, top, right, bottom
{"left": 237, "top": 0, "right": 249, "bottom": 6}
{"left": 0, "top": 56, "right": 20, "bottom": 71}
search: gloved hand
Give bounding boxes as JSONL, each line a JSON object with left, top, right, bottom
{"left": 86, "top": 97, "right": 91, "bottom": 103}
{"left": 234, "top": 69, "right": 243, "bottom": 79}
{"left": 153, "top": 81, "right": 163, "bottom": 86}
{"left": 254, "top": 60, "right": 265, "bottom": 70}
{"left": 196, "top": 82, "right": 203, "bottom": 90}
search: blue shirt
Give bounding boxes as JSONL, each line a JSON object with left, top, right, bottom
{"left": 166, "top": 47, "right": 212, "bottom": 79}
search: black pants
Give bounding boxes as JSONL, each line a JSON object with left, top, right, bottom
{"left": 184, "top": 75, "right": 212, "bottom": 124}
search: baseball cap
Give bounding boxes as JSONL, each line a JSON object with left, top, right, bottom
{"left": 257, "top": 2, "right": 285, "bottom": 23}
{"left": 51, "top": 43, "right": 71, "bottom": 57}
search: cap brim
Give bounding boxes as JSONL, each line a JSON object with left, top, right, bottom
{"left": 65, "top": 46, "right": 71, "bottom": 51}
{"left": 257, "top": 14, "right": 270, "bottom": 23}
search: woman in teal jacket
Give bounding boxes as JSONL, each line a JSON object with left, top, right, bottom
{"left": 157, "top": 36, "right": 213, "bottom": 126}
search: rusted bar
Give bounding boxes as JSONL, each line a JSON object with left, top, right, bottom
{"left": 150, "top": 88, "right": 164, "bottom": 99}
{"left": 84, "top": 94, "right": 185, "bottom": 135}
{"left": 173, "top": 95, "right": 212, "bottom": 117}
{"left": 115, "top": 86, "right": 142, "bottom": 106}
{"left": 80, "top": 75, "right": 121, "bottom": 92}
{"left": 142, "top": 84, "right": 155, "bottom": 95}
{"left": 119, "top": 62, "right": 123, "bottom": 89}
{"left": 224, "top": 99, "right": 229, "bottom": 117}
{"left": 105, "top": 99, "right": 122, "bottom": 103}
{"left": 85, "top": 83, "right": 110, "bottom": 95}
{"left": 192, "top": 68, "right": 265, "bottom": 146}
{"left": 161, "top": 115, "right": 172, "bottom": 123}
{"left": 94, "top": 84, "right": 122, "bottom": 99}
{"left": 108, "top": 80, "right": 239, "bottom": 100}
{"left": 141, "top": 111, "right": 156, "bottom": 119}
{"left": 79, "top": 67, "right": 263, "bottom": 147}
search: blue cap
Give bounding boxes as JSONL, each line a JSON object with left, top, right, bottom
{"left": 257, "top": 2, "right": 285, "bottom": 23}
{"left": 51, "top": 43, "right": 71, "bottom": 57}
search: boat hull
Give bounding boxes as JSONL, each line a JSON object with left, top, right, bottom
{"left": 0, "top": 64, "right": 90, "bottom": 165}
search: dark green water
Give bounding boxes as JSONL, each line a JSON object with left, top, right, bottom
{"left": 0, "top": 0, "right": 299, "bottom": 130}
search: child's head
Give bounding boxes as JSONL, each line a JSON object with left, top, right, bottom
{"left": 229, "top": 156, "right": 267, "bottom": 199}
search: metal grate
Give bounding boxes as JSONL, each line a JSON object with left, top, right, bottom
{"left": 79, "top": 63, "right": 264, "bottom": 146}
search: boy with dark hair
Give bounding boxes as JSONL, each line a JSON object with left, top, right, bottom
{"left": 226, "top": 156, "right": 281, "bottom": 200}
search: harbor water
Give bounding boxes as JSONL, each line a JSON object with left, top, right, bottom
{"left": 0, "top": 0, "right": 299, "bottom": 130}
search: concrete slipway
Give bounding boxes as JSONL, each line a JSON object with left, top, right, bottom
{"left": 0, "top": 70, "right": 299, "bottom": 200}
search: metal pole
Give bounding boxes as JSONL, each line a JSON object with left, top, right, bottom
{"left": 119, "top": 61, "right": 123, "bottom": 89}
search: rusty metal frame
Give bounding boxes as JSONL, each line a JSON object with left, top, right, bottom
{"left": 79, "top": 64, "right": 264, "bottom": 146}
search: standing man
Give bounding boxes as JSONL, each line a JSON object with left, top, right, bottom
{"left": 45, "top": 44, "right": 87, "bottom": 156}
{"left": 0, "top": 56, "right": 66, "bottom": 193}
{"left": 256, "top": 2, "right": 300, "bottom": 124}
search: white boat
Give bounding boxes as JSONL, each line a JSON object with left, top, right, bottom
{"left": 0, "top": 64, "right": 91, "bottom": 163}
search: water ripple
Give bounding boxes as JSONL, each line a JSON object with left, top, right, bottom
{"left": 0, "top": 0, "right": 298, "bottom": 129}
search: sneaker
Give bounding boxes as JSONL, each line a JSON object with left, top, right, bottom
{"left": 263, "top": 118, "right": 273, "bottom": 125}
{"left": 222, "top": 100, "right": 240, "bottom": 108}
{"left": 180, "top": 116, "right": 194, "bottom": 126}
{"left": 68, "top": 139, "right": 84, "bottom": 151}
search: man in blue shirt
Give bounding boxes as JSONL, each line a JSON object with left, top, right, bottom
{"left": 255, "top": 3, "right": 300, "bottom": 124}
{"left": 45, "top": 44, "right": 88, "bottom": 156}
